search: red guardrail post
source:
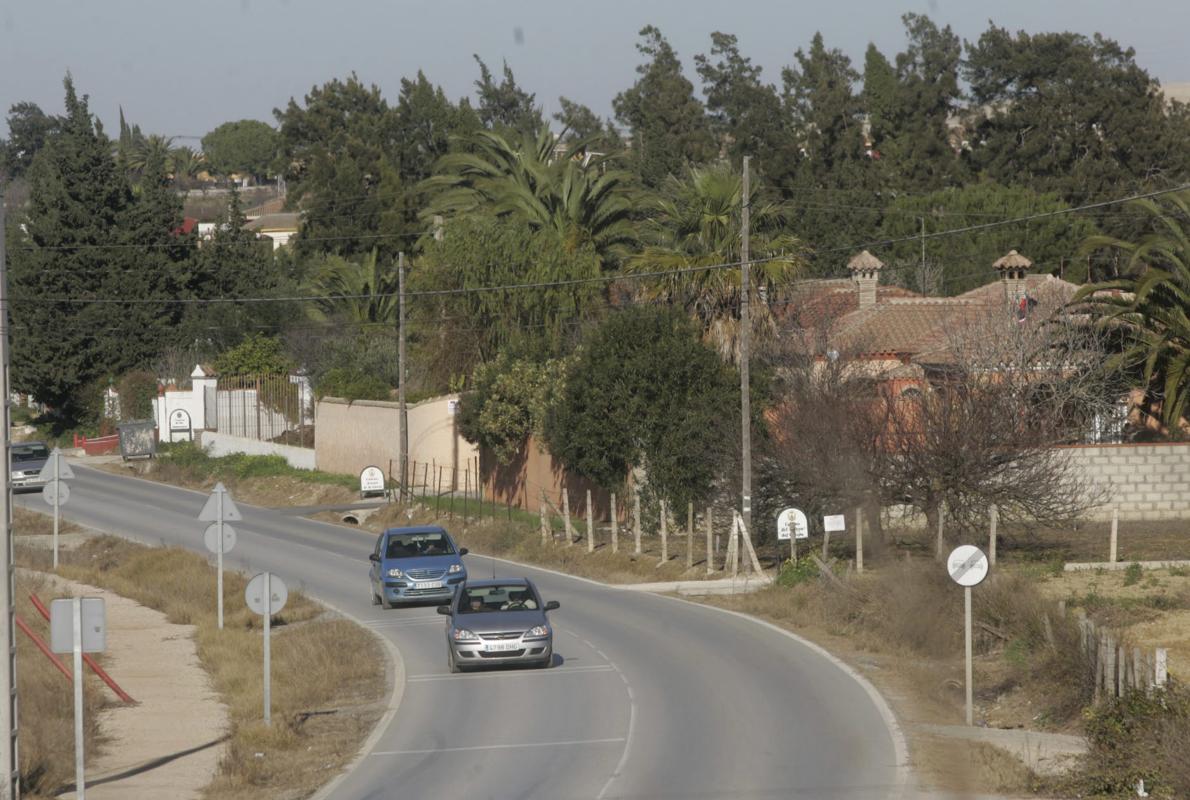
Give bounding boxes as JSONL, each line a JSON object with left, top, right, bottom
{"left": 30, "top": 594, "right": 135, "bottom": 703}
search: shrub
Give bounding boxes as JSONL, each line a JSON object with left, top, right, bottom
{"left": 117, "top": 370, "right": 158, "bottom": 421}
{"left": 1123, "top": 562, "right": 1144, "bottom": 586}
{"left": 315, "top": 368, "right": 391, "bottom": 402}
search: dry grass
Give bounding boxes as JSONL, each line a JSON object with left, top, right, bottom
{"left": 13, "top": 515, "right": 388, "bottom": 800}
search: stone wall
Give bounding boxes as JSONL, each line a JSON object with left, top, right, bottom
{"left": 1062, "top": 442, "right": 1190, "bottom": 521}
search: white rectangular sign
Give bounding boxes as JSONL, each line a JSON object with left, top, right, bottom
{"left": 50, "top": 598, "right": 106, "bottom": 654}
{"left": 823, "top": 514, "right": 846, "bottom": 533}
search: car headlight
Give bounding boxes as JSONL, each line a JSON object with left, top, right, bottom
{"left": 524, "top": 625, "right": 550, "bottom": 639}
{"left": 387, "top": 568, "right": 403, "bottom": 578}
{"left": 448, "top": 563, "right": 463, "bottom": 574}
{"left": 452, "top": 628, "right": 479, "bottom": 642}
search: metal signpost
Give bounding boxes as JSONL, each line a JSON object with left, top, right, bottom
{"left": 50, "top": 597, "right": 106, "bottom": 800}
{"left": 199, "top": 483, "right": 241, "bottom": 630}
{"left": 359, "top": 465, "right": 385, "bottom": 499}
{"left": 776, "top": 508, "right": 809, "bottom": 562}
{"left": 245, "top": 573, "right": 288, "bottom": 725}
{"left": 947, "top": 544, "right": 989, "bottom": 726}
{"left": 39, "top": 449, "right": 75, "bottom": 569}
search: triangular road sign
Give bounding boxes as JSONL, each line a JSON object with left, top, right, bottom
{"left": 37, "top": 448, "right": 75, "bottom": 481}
{"left": 198, "top": 482, "right": 242, "bottom": 522}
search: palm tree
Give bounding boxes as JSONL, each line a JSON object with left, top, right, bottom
{"left": 625, "top": 162, "right": 805, "bottom": 362}
{"left": 306, "top": 248, "right": 400, "bottom": 324}
{"left": 170, "top": 146, "right": 206, "bottom": 181}
{"left": 1074, "top": 190, "right": 1190, "bottom": 430}
{"left": 125, "top": 134, "right": 175, "bottom": 177}
{"left": 422, "top": 127, "right": 636, "bottom": 266}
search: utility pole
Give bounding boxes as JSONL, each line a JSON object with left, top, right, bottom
{"left": 739, "top": 157, "right": 752, "bottom": 533}
{"left": 0, "top": 185, "right": 19, "bottom": 799}
{"left": 398, "top": 252, "right": 408, "bottom": 502}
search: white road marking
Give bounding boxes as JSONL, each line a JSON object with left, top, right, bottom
{"left": 406, "top": 665, "right": 615, "bottom": 682}
{"left": 597, "top": 658, "right": 637, "bottom": 800}
{"left": 371, "top": 737, "right": 626, "bottom": 756}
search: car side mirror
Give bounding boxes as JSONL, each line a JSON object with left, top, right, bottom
{"left": 368, "top": 553, "right": 380, "bottom": 562}
{"left": 458, "top": 547, "right": 469, "bottom": 557}
{"left": 436, "top": 605, "right": 452, "bottom": 616}
{"left": 545, "top": 600, "right": 560, "bottom": 612}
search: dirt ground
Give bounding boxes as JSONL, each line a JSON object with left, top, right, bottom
{"left": 27, "top": 571, "right": 228, "bottom": 800}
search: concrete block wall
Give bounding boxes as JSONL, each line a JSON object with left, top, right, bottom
{"left": 1062, "top": 442, "right": 1190, "bottom": 521}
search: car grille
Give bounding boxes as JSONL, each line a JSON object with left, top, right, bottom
{"left": 405, "top": 568, "right": 446, "bottom": 581}
{"left": 479, "top": 631, "right": 523, "bottom": 641}
{"left": 478, "top": 649, "right": 526, "bottom": 659}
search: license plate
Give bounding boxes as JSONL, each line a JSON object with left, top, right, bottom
{"left": 484, "top": 641, "right": 520, "bottom": 652}
{"left": 418, "top": 581, "right": 444, "bottom": 590}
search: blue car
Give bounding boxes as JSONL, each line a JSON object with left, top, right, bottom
{"left": 369, "top": 526, "right": 468, "bottom": 608}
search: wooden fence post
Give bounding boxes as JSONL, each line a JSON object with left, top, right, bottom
{"left": 563, "top": 490, "right": 573, "bottom": 547}
{"left": 633, "top": 490, "right": 642, "bottom": 557}
{"left": 935, "top": 499, "right": 946, "bottom": 560}
{"left": 855, "top": 506, "right": 864, "bottom": 575}
{"left": 610, "top": 493, "right": 619, "bottom": 554}
{"left": 705, "top": 508, "right": 714, "bottom": 574}
{"left": 659, "top": 500, "right": 668, "bottom": 566}
{"left": 540, "top": 490, "right": 550, "bottom": 545}
{"left": 586, "top": 489, "right": 594, "bottom": 554}
{"left": 1117, "top": 644, "right": 1126, "bottom": 697}
{"left": 686, "top": 503, "right": 694, "bottom": 570}
{"left": 988, "top": 504, "right": 998, "bottom": 568}
{"left": 1110, "top": 507, "right": 1119, "bottom": 564}
{"left": 1155, "top": 648, "right": 1168, "bottom": 687}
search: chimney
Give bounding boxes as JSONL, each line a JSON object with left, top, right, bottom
{"left": 993, "top": 249, "right": 1032, "bottom": 307}
{"left": 848, "top": 250, "right": 884, "bottom": 310}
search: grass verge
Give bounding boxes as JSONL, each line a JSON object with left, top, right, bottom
{"left": 13, "top": 507, "right": 388, "bottom": 800}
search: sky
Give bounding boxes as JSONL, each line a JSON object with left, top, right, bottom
{"left": 2, "top": 0, "right": 1188, "bottom": 142}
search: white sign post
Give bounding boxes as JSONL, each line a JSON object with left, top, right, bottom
{"left": 245, "top": 573, "right": 288, "bottom": 725}
{"left": 947, "top": 544, "right": 989, "bottom": 726}
{"left": 359, "top": 465, "right": 385, "bottom": 499}
{"left": 38, "top": 448, "right": 74, "bottom": 569}
{"left": 822, "top": 513, "right": 845, "bottom": 559}
{"left": 50, "top": 597, "right": 105, "bottom": 800}
{"left": 777, "top": 507, "right": 809, "bottom": 563}
{"left": 199, "top": 482, "right": 242, "bottom": 630}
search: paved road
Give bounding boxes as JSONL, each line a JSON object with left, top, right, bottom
{"left": 21, "top": 465, "right": 907, "bottom": 800}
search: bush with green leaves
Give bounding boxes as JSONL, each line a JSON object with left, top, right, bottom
{"left": 315, "top": 368, "right": 391, "bottom": 402}
{"left": 213, "top": 334, "right": 292, "bottom": 376}
{"left": 116, "top": 370, "right": 158, "bottom": 421}
{"left": 458, "top": 354, "right": 571, "bottom": 464}
{"left": 545, "top": 307, "right": 737, "bottom": 510}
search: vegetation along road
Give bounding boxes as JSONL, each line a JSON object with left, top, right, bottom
{"left": 19, "top": 463, "right": 906, "bottom": 800}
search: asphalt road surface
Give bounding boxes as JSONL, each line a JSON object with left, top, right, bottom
{"left": 20, "top": 465, "right": 907, "bottom": 800}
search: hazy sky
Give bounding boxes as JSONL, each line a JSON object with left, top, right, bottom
{"left": 2, "top": 0, "right": 1187, "bottom": 142}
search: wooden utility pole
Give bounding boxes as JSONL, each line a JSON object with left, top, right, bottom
{"left": 397, "top": 252, "right": 408, "bottom": 502}
{"left": 586, "top": 490, "right": 594, "bottom": 553}
{"left": 0, "top": 186, "right": 18, "bottom": 799}
{"left": 686, "top": 503, "right": 694, "bottom": 570}
{"left": 988, "top": 504, "right": 998, "bottom": 567}
{"left": 705, "top": 508, "right": 714, "bottom": 574}
{"left": 740, "top": 156, "right": 753, "bottom": 533}
{"left": 633, "top": 490, "right": 642, "bottom": 557}
{"left": 610, "top": 493, "right": 618, "bottom": 554}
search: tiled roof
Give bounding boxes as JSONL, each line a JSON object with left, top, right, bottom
{"left": 956, "top": 273, "right": 1079, "bottom": 305}
{"left": 831, "top": 298, "right": 981, "bottom": 357}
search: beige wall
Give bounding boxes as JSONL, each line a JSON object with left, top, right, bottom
{"left": 1062, "top": 442, "right": 1190, "bottom": 521}
{"left": 314, "top": 395, "right": 478, "bottom": 481}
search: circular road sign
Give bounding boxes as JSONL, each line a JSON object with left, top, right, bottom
{"left": 947, "top": 545, "right": 989, "bottom": 587}
{"left": 245, "top": 573, "right": 289, "bottom": 616}
{"left": 42, "top": 480, "right": 70, "bottom": 506}
{"left": 203, "top": 523, "right": 237, "bottom": 555}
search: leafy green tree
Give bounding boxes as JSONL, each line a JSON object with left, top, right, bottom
{"left": 412, "top": 214, "right": 604, "bottom": 386}
{"left": 458, "top": 353, "right": 571, "bottom": 464}
{"left": 694, "top": 31, "right": 787, "bottom": 169}
{"left": 169, "top": 145, "right": 206, "bottom": 181}
{"left": 544, "top": 307, "right": 737, "bottom": 510}
{"left": 878, "top": 182, "right": 1100, "bottom": 294}
{"left": 200, "top": 119, "right": 278, "bottom": 181}
{"left": 613, "top": 25, "right": 715, "bottom": 187}
{"left": 423, "top": 127, "right": 636, "bottom": 267}
{"left": 9, "top": 76, "right": 186, "bottom": 423}
{"left": 964, "top": 26, "right": 1190, "bottom": 205}
{"left": 553, "top": 97, "right": 622, "bottom": 150}
{"left": 213, "top": 334, "right": 292, "bottom": 375}
{"left": 306, "top": 248, "right": 399, "bottom": 323}
{"left": 626, "top": 161, "right": 804, "bottom": 361}
{"left": 274, "top": 74, "right": 407, "bottom": 258}
{"left": 392, "top": 71, "right": 480, "bottom": 185}
{"left": 1075, "top": 190, "right": 1190, "bottom": 429}
{"left": 472, "top": 57, "right": 543, "bottom": 132}
{"left": 1, "top": 101, "right": 59, "bottom": 178}
{"left": 861, "top": 43, "right": 898, "bottom": 152}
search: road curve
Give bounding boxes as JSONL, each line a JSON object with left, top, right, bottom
{"left": 20, "top": 465, "right": 907, "bottom": 799}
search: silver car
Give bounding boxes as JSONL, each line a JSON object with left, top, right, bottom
{"left": 10, "top": 442, "right": 51, "bottom": 493}
{"left": 438, "top": 578, "right": 559, "bottom": 672}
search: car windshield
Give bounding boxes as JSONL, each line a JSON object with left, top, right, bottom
{"left": 12, "top": 444, "right": 50, "bottom": 463}
{"left": 458, "top": 585, "right": 538, "bottom": 614}
{"left": 385, "top": 532, "right": 455, "bottom": 559}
